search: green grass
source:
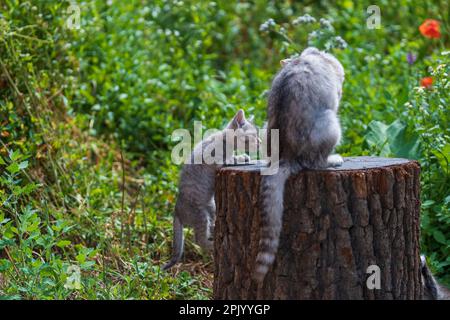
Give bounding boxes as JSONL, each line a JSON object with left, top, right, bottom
{"left": 0, "top": 0, "right": 449, "bottom": 299}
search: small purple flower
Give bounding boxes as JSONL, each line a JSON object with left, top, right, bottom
{"left": 407, "top": 52, "right": 417, "bottom": 65}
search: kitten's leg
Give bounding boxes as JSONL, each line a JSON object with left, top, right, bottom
{"left": 206, "top": 200, "right": 216, "bottom": 241}
{"left": 327, "top": 154, "right": 344, "bottom": 167}
{"left": 193, "top": 210, "right": 214, "bottom": 252}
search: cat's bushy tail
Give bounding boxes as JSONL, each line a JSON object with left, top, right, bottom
{"left": 162, "top": 215, "right": 184, "bottom": 270}
{"left": 254, "top": 160, "right": 299, "bottom": 283}
{"left": 421, "top": 255, "right": 450, "bottom": 300}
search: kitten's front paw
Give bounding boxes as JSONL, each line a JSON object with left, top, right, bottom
{"left": 327, "top": 154, "right": 344, "bottom": 167}
{"left": 233, "top": 154, "right": 250, "bottom": 164}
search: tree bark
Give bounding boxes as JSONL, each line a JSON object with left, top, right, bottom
{"left": 213, "top": 156, "right": 422, "bottom": 300}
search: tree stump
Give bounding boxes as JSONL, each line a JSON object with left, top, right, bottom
{"left": 213, "top": 156, "right": 422, "bottom": 300}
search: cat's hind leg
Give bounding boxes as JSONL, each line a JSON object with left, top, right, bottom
{"left": 193, "top": 210, "right": 214, "bottom": 252}
{"left": 206, "top": 200, "right": 216, "bottom": 241}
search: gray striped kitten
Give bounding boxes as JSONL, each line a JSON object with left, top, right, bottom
{"left": 254, "top": 47, "right": 345, "bottom": 283}
{"left": 163, "top": 109, "right": 259, "bottom": 270}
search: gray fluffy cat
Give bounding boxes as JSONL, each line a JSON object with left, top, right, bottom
{"left": 163, "top": 109, "right": 259, "bottom": 270}
{"left": 254, "top": 47, "right": 345, "bottom": 283}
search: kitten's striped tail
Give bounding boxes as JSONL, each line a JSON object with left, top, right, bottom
{"left": 254, "top": 160, "right": 299, "bottom": 283}
{"left": 162, "top": 215, "right": 184, "bottom": 270}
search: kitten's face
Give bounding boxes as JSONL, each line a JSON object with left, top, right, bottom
{"left": 226, "top": 109, "right": 260, "bottom": 152}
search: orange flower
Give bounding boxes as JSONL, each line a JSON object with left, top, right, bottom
{"left": 420, "top": 77, "right": 433, "bottom": 88}
{"left": 419, "top": 19, "right": 441, "bottom": 39}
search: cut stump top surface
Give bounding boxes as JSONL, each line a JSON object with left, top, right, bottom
{"left": 220, "top": 156, "right": 417, "bottom": 173}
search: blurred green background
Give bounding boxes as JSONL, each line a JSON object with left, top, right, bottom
{"left": 0, "top": 0, "right": 449, "bottom": 299}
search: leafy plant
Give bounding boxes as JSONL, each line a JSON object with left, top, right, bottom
{"left": 364, "top": 120, "right": 421, "bottom": 159}
{"left": 1, "top": 0, "right": 449, "bottom": 299}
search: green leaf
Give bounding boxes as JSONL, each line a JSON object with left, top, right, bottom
{"left": 6, "top": 162, "right": 20, "bottom": 174}
{"left": 433, "top": 230, "right": 447, "bottom": 245}
{"left": 56, "top": 240, "right": 71, "bottom": 248}
{"left": 433, "top": 144, "right": 450, "bottom": 172}
{"left": 81, "top": 261, "right": 96, "bottom": 269}
{"left": 26, "top": 221, "right": 40, "bottom": 233}
{"left": 0, "top": 239, "right": 15, "bottom": 250}
{"left": 76, "top": 253, "right": 86, "bottom": 264}
{"left": 364, "top": 120, "right": 421, "bottom": 159}
{"left": 386, "top": 119, "right": 405, "bottom": 140}
{"left": 364, "top": 120, "right": 390, "bottom": 156}
{"left": 422, "top": 200, "right": 435, "bottom": 207}
{"left": 20, "top": 183, "right": 38, "bottom": 195}
{"left": 9, "top": 150, "right": 22, "bottom": 162}
{"left": 18, "top": 161, "right": 28, "bottom": 170}
{"left": 387, "top": 120, "right": 421, "bottom": 159}
{"left": 0, "top": 156, "right": 6, "bottom": 165}
{"left": 0, "top": 259, "right": 12, "bottom": 272}
{"left": 39, "top": 264, "right": 56, "bottom": 277}
{"left": 10, "top": 226, "right": 19, "bottom": 235}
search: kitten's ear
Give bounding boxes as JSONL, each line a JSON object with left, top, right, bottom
{"left": 234, "top": 109, "right": 246, "bottom": 127}
{"left": 226, "top": 109, "right": 246, "bottom": 129}
{"left": 280, "top": 59, "right": 291, "bottom": 66}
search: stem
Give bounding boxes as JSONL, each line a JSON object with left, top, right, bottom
{"left": 120, "top": 147, "right": 125, "bottom": 245}
{"left": 4, "top": 246, "right": 21, "bottom": 281}
{"left": 273, "top": 30, "right": 302, "bottom": 53}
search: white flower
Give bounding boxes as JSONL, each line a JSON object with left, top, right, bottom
{"left": 308, "top": 30, "right": 318, "bottom": 41}
{"left": 292, "top": 14, "right": 316, "bottom": 25}
{"left": 267, "top": 19, "right": 276, "bottom": 27}
{"left": 334, "top": 36, "right": 347, "bottom": 49}
{"left": 259, "top": 23, "right": 269, "bottom": 32}
{"left": 436, "top": 64, "right": 446, "bottom": 71}
{"left": 319, "top": 18, "right": 333, "bottom": 30}
{"left": 259, "top": 19, "right": 276, "bottom": 33}
{"left": 414, "top": 86, "right": 425, "bottom": 94}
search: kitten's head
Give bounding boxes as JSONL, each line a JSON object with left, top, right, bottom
{"left": 280, "top": 47, "right": 345, "bottom": 98}
{"left": 226, "top": 109, "right": 260, "bottom": 152}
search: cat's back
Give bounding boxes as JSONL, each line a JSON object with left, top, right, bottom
{"left": 270, "top": 59, "right": 336, "bottom": 130}
{"left": 178, "top": 163, "right": 216, "bottom": 203}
